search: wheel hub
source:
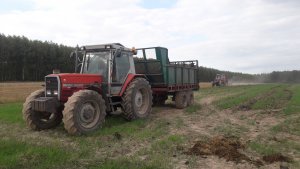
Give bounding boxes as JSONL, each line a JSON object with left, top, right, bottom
{"left": 135, "top": 90, "right": 143, "bottom": 107}
{"left": 80, "top": 103, "right": 95, "bottom": 123}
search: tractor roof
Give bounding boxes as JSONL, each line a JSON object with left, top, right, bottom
{"left": 82, "top": 43, "right": 131, "bottom": 51}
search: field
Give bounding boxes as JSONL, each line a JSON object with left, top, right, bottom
{"left": 0, "top": 82, "right": 43, "bottom": 103}
{"left": 0, "top": 83, "right": 299, "bottom": 169}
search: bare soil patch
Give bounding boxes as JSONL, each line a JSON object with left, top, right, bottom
{"left": 184, "top": 136, "right": 263, "bottom": 166}
{"left": 262, "top": 153, "right": 291, "bottom": 163}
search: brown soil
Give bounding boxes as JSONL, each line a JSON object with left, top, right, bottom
{"left": 262, "top": 153, "right": 291, "bottom": 163}
{"left": 185, "top": 136, "right": 263, "bottom": 166}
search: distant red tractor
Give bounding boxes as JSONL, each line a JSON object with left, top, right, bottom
{"left": 212, "top": 74, "right": 228, "bottom": 87}
{"left": 23, "top": 43, "right": 199, "bottom": 135}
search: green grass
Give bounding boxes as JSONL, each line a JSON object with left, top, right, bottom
{"left": 249, "top": 139, "right": 300, "bottom": 156}
{"left": 213, "top": 119, "right": 249, "bottom": 137}
{"left": 283, "top": 85, "right": 300, "bottom": 115}
{"left": 93, "top": 116, "right": 147, "bottom": 136}
{"left": 0, "top": 103, "right": 23, "bottom": 124}
{"left": 251, "top": 84, "right": 292, "bottom": 110}
{"left": 248, "top": 141, "right": 279, "bottom": 156}
{"left": 185, "top": 103, "right": 201, "bottom": 113}
{"left": 89, "top": 158, "right": 165, "bottom": 169}
{"left": 215, "top": 84, "right": 277, "bottom": 109}
{"left": 271, "top": 116, "right": 300, "bottom": 136}
{"left": 1, "top": 84, "right": 300, "bottom": 168}
{"left": 269, "top": 85, "right": 300, "bottom": 136}
{"left": 0, "top": 139, "right": 72, "bottom": 169}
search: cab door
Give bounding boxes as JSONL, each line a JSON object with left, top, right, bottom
{"left": 110, "top": 52, "right": 132, "bottom": 95}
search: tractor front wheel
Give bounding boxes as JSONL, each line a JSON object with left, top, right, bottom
{"left": 63, "top": 90, "right": 106, "bottom": 135}
{"left": 22, "top": 89, "right": 62, "bottom": 130}
{"left": 121, "top": 78, "right": 153, "bottom": 121}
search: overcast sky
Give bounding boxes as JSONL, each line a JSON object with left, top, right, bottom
{"left": 0, "top": 0, "right": 299, "bottom": 74}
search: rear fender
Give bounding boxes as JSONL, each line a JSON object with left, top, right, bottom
{"left": 119, "top": 74, "right": 147, "bottom": 96}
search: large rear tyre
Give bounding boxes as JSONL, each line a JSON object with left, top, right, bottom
{"left": 22, "top": 89, "right": 62, "bottom": 130}
{"left": 63, "top": 90, "right": 106, "bottom": 135}
{"left": 175, "top": 91, "right": 188, "bottom": 109}
{"left": 187, "top": 91, "right": 194, "bottom": 106}
{"left": 121, "top": 78, "right": 153, "bottom": 121}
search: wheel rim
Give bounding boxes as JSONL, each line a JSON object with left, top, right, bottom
{"left": 135, "top": 88, "right": 149, "bottom": 115}
{"left": 135, "top": 90, "right": 143, "bottom": 107}
{"left": 79, "top": 101, "right": 100, "bottom": 129}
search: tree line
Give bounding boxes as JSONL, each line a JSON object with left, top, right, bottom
{"left": 0, "top": 34, "right": 74, "bottom": 81}
{"left": 0, "top": 34, "right": 299, "bottom": 83}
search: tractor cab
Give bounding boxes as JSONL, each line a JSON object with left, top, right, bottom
{"left": 71, "top": 43, "right": 137, "bottom": 96}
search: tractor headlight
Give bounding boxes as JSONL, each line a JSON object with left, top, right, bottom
{"left": 53, "top": 90, "right": 58, "bottom": 95}
{"left": 46, "top": 90, "right": 51, "bottom": 95}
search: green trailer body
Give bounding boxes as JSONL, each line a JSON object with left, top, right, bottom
{"left": 134, "top": 47, "right": 199, "bottom": 93}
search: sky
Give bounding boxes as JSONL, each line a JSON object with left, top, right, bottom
{"left": 0, "top": 0, "right": 299, "bottom": 74}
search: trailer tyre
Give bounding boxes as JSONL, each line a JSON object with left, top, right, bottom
{"left": 22, "top": 89, "right": 62, "bottom": 130}
{"left": 187, "top": 91, "right": 194, "bottom": 106}
{"left": 175, "top": 91, "right": 188, "bottom": 109}
{"left": 63, "top": 90, "right": 106, "bottom": 135}
{"left": 121, "top": 78, "right": 152, "bottom": 121}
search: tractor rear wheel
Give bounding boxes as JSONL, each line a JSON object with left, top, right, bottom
{"left": 187, "top": 91, "right": 194, "bottom": 106}
{"left": 63, "top": 90, "right": 106, "bottom": 135}
{"left": 175, "top": 91, "right": 188, "bottom": 109}
{"left": 121, "top": 78, "right": 152, "bottom": 121}
{"left": 22, "top": 89, "right": 62, "bottom": 130}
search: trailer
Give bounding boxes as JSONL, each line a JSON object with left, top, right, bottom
{"left": 134, "top": 47, "right": 199, "bottom": 107}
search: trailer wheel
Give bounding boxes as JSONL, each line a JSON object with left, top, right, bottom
{"left": 22, "top": 89, "right": 62, "bottom": 130}
{"left": 187, "top": 91, "right": 194, "bottom": 106}
{"left": 175, "top": 91, "right": 188, "bottom": 109}
{"left": 63, "top": 90, "right": 106, "bottom": 135}
{"left": 121, "top": 78, "right": 152, "bottom": 121}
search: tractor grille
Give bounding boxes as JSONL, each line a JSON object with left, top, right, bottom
{"left": 45, "top": 76, "right": 59, "bottom": 98}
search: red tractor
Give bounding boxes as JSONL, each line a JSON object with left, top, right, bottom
{"left": 23, "top": 43, "right": 199, "bottom": 135}
{"left": 212, "top": 74, "right": 228, "bottom": 87}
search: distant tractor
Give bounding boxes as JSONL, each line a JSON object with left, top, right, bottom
{"left": 212, "top": 74, "right": 228, "bottom": 87}
{"left": 22, "top": 43, "right": 199, "bottom": 135}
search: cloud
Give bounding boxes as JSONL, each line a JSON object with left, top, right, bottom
{"left": 0, "top": 0, "right": 299, "bottom": 73}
